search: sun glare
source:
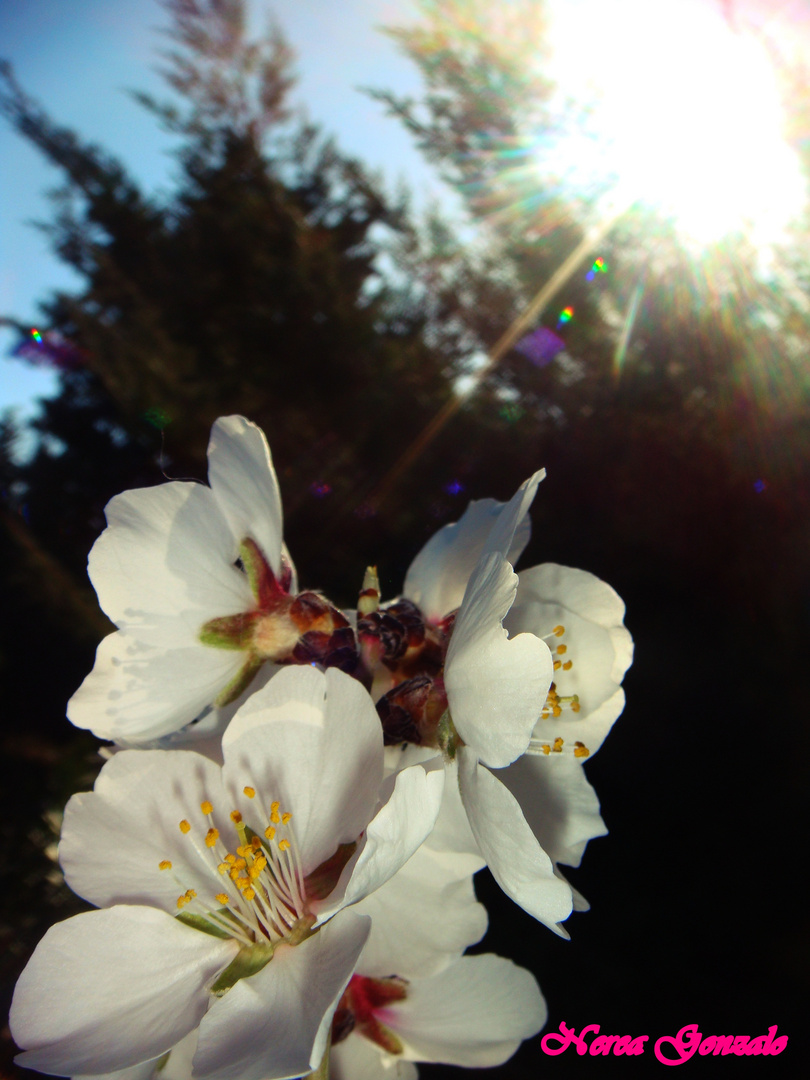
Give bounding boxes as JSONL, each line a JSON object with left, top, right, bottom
{"left": 544, "top": 0, "right": 806, "bottom": 249}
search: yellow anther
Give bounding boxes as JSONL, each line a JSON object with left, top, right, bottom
{"left": 553, "top": 660, "right": 561, "bottom": 671}
{"left": 158, "top": 860, "right": 172, "bottom": 871}
{"left": 250, "top": 836, "right": 262, "bottom": 850}
{"left": 244, "top": 887, "right": 256, "bottom": 901}
{"left": 270, "top": 801, "right": 280, "bottom": 824}
{"left": 574, "top": 741, "right": 590, "bottom": 758}
{"left": 571, "top": 701, "right": 581, "bottom": 713}
{"left": 205, "top": 828, "right": 219, "bottom": 848}
{"left": 200, "top": 800, "right": 213, "bottom": 815}
{"left": 541, "top": 709, "right": 550, "bottom": 719}
{"left": 279, "top": 838, "right": 290, "bottom": 852}
{"left": 215, "top": 893, "right": 230, "bottom": 905}
{"left": 179, "top": 819, "right": 191, "bottom": 834}
{"left": 243, "top": 786, "right": 256, "bottom": 798}
{"left": 177, "top": 895, "right": 189, "bottom": 908}
{"left": 281, "top": 812, "right": 292, "bottom": 825}
{"left": 556, "top": 644, "right": 567, "bottom": 655}
{"left": 249, "top": 865, "right": 263, "bottom": 879}
{"left": 233, "top": 858, "right": 246, "bottom": 869}
{"left": 553, "top": 625, "right": 565, "bottom": 637}
{"left": 224, "top": 853, "right": 236, "bottom": 864}
{"left": 552, "top": 737, "right": 564, "bottom": 753}
{"left": 237, "top": 845, "right": 252, "bottom": 858}
{"left": 218, "top": 862, "right": 229, "bottom": 875}
{"left": 229, "top": 868, "right": 241, "bottom": 881}
{"left": 185, "top": 889, "right": 196, "bottom": 900}
{"left": 265, "top": 826, "right": 276, "bottom": 840}
{"left": 552, "top": 706, "right": 562, "bottom": 717}
{"left": 540, "top": 744, "right": 551, "bottom": 755}
{"left": 563, "top": 660, "right": 573, "bottom": 670}
{"left": 230, "top": 810, "right": 243, "bottom": 824}
{"left": 253, "top": 854, "right": 267, "bottom": 872}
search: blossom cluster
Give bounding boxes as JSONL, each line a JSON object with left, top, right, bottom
{"left": 11, "top": 416, "right": 633, "bottom": 1080}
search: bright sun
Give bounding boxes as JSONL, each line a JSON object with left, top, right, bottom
{"left": 543, "top": 0, "right": 807, "bottom": 248}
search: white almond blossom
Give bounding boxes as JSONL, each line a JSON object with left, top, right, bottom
{"left": 12, "top": 666, "right": 443, "bottom": 1080}
{"left": 68, "top": 416, "right": 353, "bottom": 746}
{"left": 330, "top": 954, "right": 546, "bottom": 1079}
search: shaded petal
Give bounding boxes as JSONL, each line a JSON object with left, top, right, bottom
{"left": 60, "top": 750, "right": 231, "bottom": 913}
{"left": 457, "top": 748, "right": 572, "bottom": 934}
{"left": 89, "top": 481, "right": 251, "bottom": 629}
{"left": 73, "top": 1030, "right": 199, "bottom": 1080}
{"left": 331, "top": 1037, "right": 417, "bottom": 1080}
{"left": 353, "top": 844, "right": 487, "bottom": 979}
{"left": 445, "top": 554, "right": 553, "bottom": 768}
{"left": 11, "top": 907, "right": 237, "bottom": 1077}
{"left": 403, "top": 491, "right": 535, "bottom": 623}
{"left": 393, "top": 954, "right": 546, "bottom": 1067}
{"left": 222, "top": 667, "right": 383, "bottom": 875}
{"left": 194, "top": 911, "right": 370, "bottom": 1080}
{"left": 68, "top": 630, "right": 244, "bottom": 744}
{"left": 331, "top": 764, "right": 444, "bottom": 917}
{"left": 207, "top": 417, "right": 284, "bottom": 577}
{"left": 496, "top": 754, "right": 606, "bottom": 869}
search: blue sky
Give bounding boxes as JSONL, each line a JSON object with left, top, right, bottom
{"left": 0, "top": 0, "right": 450, "bottom": 423}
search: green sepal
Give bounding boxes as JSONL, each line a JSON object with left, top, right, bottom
{"left": 211, "top": 941, "right": 277, "bottom": 996}
{"left": 176, "top": 909, "right": 234, "bottom": 939}
{"left": 437, "top": 709, "right": 461, "bottom": 762}
{"left": 200, "top": 612, "right": 258, "bottom": 650}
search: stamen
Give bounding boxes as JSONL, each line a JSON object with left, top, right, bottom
{"left": 179, "top": 820, "right": 191, "bottom": 834}
{"left": 200, "top": 800, "right": 214, "bottom": 815}
{"left": 230, "top": 810, "right": 243, "bottom": 824}
{"left": 556, "top": 644, "right": 567, "bottom": 655}
{"left": 265, "top": 826, "right": 276, "bottom": 840}
{"left": 243, "top": 786, "right": 256, "bottom": 799}
{"left": 553, "top": 625, "right": 565, "bottom": 636}
{"left": 281, "top": 812, "right": 292, "bottom": 825}
{"left": 216, "top": 893, "right": 230, "bottom": 905}
{"left": 270, "top": 801, "right": 280, "bottom": 824}
{"left": 574, "top": 741, "right": 590, "bottom": 758}
{"left": 205, "top": 828, "right": 219, "bottom": 847}
{"left": 279, "top": 839, "right": 290, "bottom": 852}
{"left": 563, "top": 660, "right": 573, "bottom": 670}
{"left": 159, "top": 860, "right": 172, "bottom": 871}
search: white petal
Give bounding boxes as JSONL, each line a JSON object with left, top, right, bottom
{"left": 506, "top": 563, "right": 633, "bottom": 746}
{"left": 72, "top": 1030, "right": 199, "bottom": 1080}
{"left": 223, "top": 667, "right": 384, "bottom": 876}
{"left": 481, "top": 470, "right": 545, "bottom": 561}
{"left": 457, "top": 748, "right": 572, "bottom": 934}
{"left": 403, "top": 493, "right": 534, "bottom": 623}
{"left": 60, "top": 749, "right": 232, "bottom": 913}
{"left": 332, "top": 764, "right": 444, "bottom": 917}
{"left": 445, "top": 553, "right": 553, "bottom": 768}
{"left": 353, "top": 844, "right": 487, "bottom": 979}
{"left": 422, "top": 757, "right": 483, "bottom": 865}
{"left": 67, "top": 629, "right": 245, "bottom": 744}
{"left": 331, "top": 1037, "right": 417, "bottom": 1080}
{"left": 207, "top": 416, "right": 284, "bottom": 576}
{"left": 194, "top": 911, "right": 370, "bottom": 1080}
{"left": 11, "top": 907, "right": 237, "bottom": 1076}
{"left": 393, "top": 953, "right": 546, "bottom": 1067}
{"left": 89, "top": 481, "right": 251, "bottom": 628}
{"left": 496, "top": 754, "right": 606, "bottom": 869}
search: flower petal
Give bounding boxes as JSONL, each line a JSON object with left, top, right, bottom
{"left": 392, "top": 953, "right": 546, "bottom": 1067}
{"left": 11, "top": 907, "right": 237, "bottom": 1076}
{"left": 222, "top": 666, "right": 384, "bottom": 874}
{"left": 68, "top": 630, "right": 245, "bottom": 744}
{"left": 88, "top": 481, "right": 251, "bottom": 628}
{"left": 331, "top": 763, "right": 444, "bottom": 917}
{"left": 480, "top": 470, "right": 545, "bottom": 562}
{"left": 403, "top": 490, "right": 535, "bottom": 623}
{"left": 60, "top": 749, "right": 231, "bottom": 913}
{"left": 457, "top": 748, "right": 572, "bottom": 934}
{"left": 207, "top": 417, "right": 284, "bottom": 576}
{"left": 194, "top": 911, "right": 370, "bottom": 1080}
{"left": 445, "top": 554, "right": 553, "bottom": 768}
{"left": 496, "top": 754, "right": 606, "bottom": 869}
{"left": 506, "top": 563, "right": 633, "bottom": 751}
{"left": 331, "top": 1037, "right": 417, "bottom": 1080}
{"left": 353, "top": 844, "right": 487, "bottom": 979}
